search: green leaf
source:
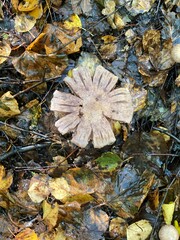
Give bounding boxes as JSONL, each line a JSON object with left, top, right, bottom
{"left": 96, "top": 152, "right": 122, "bottom": 172}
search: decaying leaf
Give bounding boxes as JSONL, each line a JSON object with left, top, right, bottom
{"left": 71, "top": 0, "right": 92, "bottom": 15}
{"left": 99, "top": 35, "right": 118, "bottom": 60}
{"left": 77, "top": 52, "right": 101, "bottom": 76}
{"left": 0, "top": 165, "right": 13, "bottom": 192}
{"left": 14, "top": 13, "right": 36, "bottom": 32}
{"left": 0, "top": 91, "right": 20, "bottom": 118}
{"left": 43, "top": 14, "right": 82, "bottom": 55}
{"left": 127, "top": 219, "right": 152, "bottom": 240}
{"left": 0, "top": 41, "right": 11, "bottom": 64}
{"left": 12, "top": 50, "right": 68, "bottom": 79}
{"left": 131, "top": 0, "right": 156, "bottom": 14}
{"left": 101, "top": 0, "right": 126, "bottom": 29}
{"left": 15, "top": 228, "right": 39, "bottom": 240}
{"left": 109, "top": 217, "right": 128, "bottom": 239}
{"left": 49, "top": 177, "right": 71, "bottom": 201}
{"left": 18, "top": 0, "right": 39, "bottom": 12}
{"left": 42, "top": 200, "right": 59, "bottom": 231}
{"left": 95, "top": 152, "right": 122, "bottom": 172}
{"left": 83, "top": 208, "right": 109, "bottom": 240}
{"left": 28, "top": 174, "right": 50, "bottom": 203}
{"left": 51, "top": 65, "right": 134, "bottom": 148}
{"left": 137, "top": 30, "right": 175, "bottom": 86}
{"left": 28, "top": 4, "right": 43, "bottom": 20}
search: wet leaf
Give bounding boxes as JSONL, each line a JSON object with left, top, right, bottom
{"left": 95, "top": 152, "right": 122, "bottom": 172}
{"left": 28, "top": 174, "right": 50, "bottom": 203}
{"left": 49, "top": 177, "right": 71, "bottom": 201}
{"left": 12, "top": 50, "right": 68, "bottom": 79}
{"left": 0, "top": 165, "right": 13, "bottom": 192}
{"left": 131, "top": 86, "right": 147, "bottom": 112}
{"left": 109, "top": 217, "right": 128, "bottom": 239}
{"left": 42, "top": 200, "right": 59, "bottom": 231}
{"left": 83, "top": 208, "right": 109, "bottom": 240}
{"left": 112, "top": 166, "right": 155, "bottom": 218}
{"left": 18, "top": 0, "right": 39, "bottom": 12}
{"left": 29, "top": 4, "right": 43, "bottom": 19}
{"left": 15, "top": 228, "right": 39, "bottom": 240}
{"left": 131, "top": 0, "right": 156, "bottom": 14}
{"left": 99, "top": 35, "right": 117, "bottom": 60}
{"left": 0, "top": 91, "right": 20, "bottom": 118}
{"left": 14, "top": 13, "right": 36, "bottom": 32}
{"left": 71, "top": 0, "right": 92, "bottom": 15}
{"left": 11, "top": 0, "right": 19, "bottom": 11}
{"left": 127, "top": 219, "right": 152, "bottom": 240}
{"left": 43, "top": 15, "right": 82, "bottom": 55}
{"left": 77, "top": 52, "right": 101, "bottom": 76}
{"left": 0, "top": 41, "right": 11, "bottom": 64}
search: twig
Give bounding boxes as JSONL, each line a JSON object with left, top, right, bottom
{"left": 0, "top": 121, "right": 50, "bottom": 140}
{"left": 0, "top": 142, "right": 51, "bottom": 161}
{"left": 12, "top": 76, "right": 62, "bottom": 98}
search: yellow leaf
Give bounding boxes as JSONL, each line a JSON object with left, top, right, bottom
{"left": 62, "top": 14, "right": 82, "bottom": 31}
{"left": 15, "top": 228, "right": 39, "bottom": 240}
{"left": 11, "top": 0, "right": 19, "bottom": 11}
{"left": 127, "top": 220, "right": 152, "bottom": 240}
{"left": 0, "top": 41, "right": 11, "bottom": 64}
{"left": 18, "top": 0, "right": 39, "bottom": 12}
{"left": 162, "top": 201, "right": 175, "bottom": 225}
{"left": 26, "top": 33, "right": 46, "bottom": 52}
{"left": 0, "top": 91, "right": 20, "bottom": 118}
{"left": 174, "top": 220, "right": 180, "bottom": 235}
{"left": 0, "top": 165, "right": 13, "bottom": 192}
{"left": 131, "top": 0, "right": 156, "bottom": 13}
{"left": 49, "top": 177, "right": 71, "bottom": 201}
{"left": 42, "top": 200, "right": 59, "bottom": 230}
{"left": 28, "top": 174, "right": 50, "bottom": 203}
{"left": 15, "top": 13, "right": 36, "bottom": 32}
{"left": 29, "top": 3, "right": 43, "bottom": 19}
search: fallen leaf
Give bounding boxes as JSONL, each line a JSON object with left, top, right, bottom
{"left": 0, "top": 91, "right": 20, "bottom": 118}
{"left": 28, "top": 174, "right": 50, "bottom": 203}
{"left": 71, "top": 0, "right": 92, "bottom": 15}
{"left": 44, "top": 15, "right": 82, "bottom": 55}
{"left": 0, "top": 165, "right": 13, "bottom": 192}
{"left": 49, "top": 177, "right": 71, "bottom": 201}
{"left": 12, "top": 50, "right": 68, "bottom": 79}
{"left": 99, "top": 35, "right": 117, "bottom": 60}
{"left": 15, "top": 228, "right": 39, "bottom": 240}
{"left": 0, "top": 1, "right": 4, "bottom": 19}
{"left": 0, "top": 41, "right": 11, "bottom": 64}
{"left": 131, "top": 0, "right": 156, "bottom": 14}
{"left": 18, "top": 0, "right": 39, "bottom": 12}
{"left": 162, "top": 202, "right": 175, "bottom": 225}
{"left": 11, "top": 0, "right": 19, "bottom": 11}
{"left": 109, "top": 217, "right": 128, "bottom": 239}
{"left": 14, "top": 13, "right": 36, "bottom": 32}
{"left": 96, "top": 152, "right": 122, "bottom": 172}
{"left": 42, "top": 200, "right": 59, "bottom": 231}
{"left": 83, "top": 208, "right": 109, "bottom": 240}
{"left": 127, "top": 220, "right": 152, "bottom": 240}
{"left": 29, "top": 4, "right": 43, "bottom": 19}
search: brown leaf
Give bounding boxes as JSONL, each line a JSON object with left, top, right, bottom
{"left": 12, "top": 50, "right": 68, "bottom": 79}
